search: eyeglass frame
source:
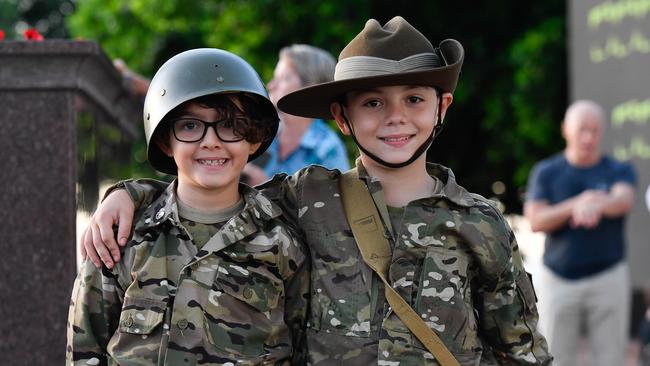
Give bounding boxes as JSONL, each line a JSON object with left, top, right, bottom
{"left": 169, "top": 117, "right": 248, "bottom": 143}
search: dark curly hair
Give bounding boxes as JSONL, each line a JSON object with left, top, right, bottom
{"left": 154, "top": 93, "right": 277, "bottom": 147}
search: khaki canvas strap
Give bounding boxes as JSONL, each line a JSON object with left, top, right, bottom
{"left": 339, "top": 169, "right": 460, "bottom": 366}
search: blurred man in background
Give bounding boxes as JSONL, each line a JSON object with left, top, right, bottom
{"left": 525, "top": 100, "right": 636, "bottom": 366}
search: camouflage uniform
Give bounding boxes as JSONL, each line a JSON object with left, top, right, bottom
{"left": 117, "top": 161, "right": 552, "bottom": 365}
{"left": 67, "top": 182, "right": 309, "bottom": 366}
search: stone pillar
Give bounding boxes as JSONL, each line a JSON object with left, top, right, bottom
{"left": 0, "top": 40, "right": 141, "bottom": 364}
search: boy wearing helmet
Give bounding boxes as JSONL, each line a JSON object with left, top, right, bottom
{"left": 66, "top": 49, "right": 308, "bottom": 365}
{"left": 82, "top": 17, "right": 551, "bottom": 365}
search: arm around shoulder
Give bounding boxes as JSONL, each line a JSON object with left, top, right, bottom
{"left": 121, "top": 178, "right": 171, "bottom": 209}
{"left": 82, "top": 178, "right": 171, "bottom": 269}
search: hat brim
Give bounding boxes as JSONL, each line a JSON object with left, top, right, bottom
{"left": 278, "top": 39, "right": 464, "bottom": 120}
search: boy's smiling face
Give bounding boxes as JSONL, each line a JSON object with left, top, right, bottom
{"left": 332, "top": 85, "right": 452, "bottom": 168}
{"left": 159, "top": 101, "right": 260, "bottom": 203}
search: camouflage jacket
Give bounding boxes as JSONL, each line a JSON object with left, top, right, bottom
{"left": 67, "top": 182, "right": 309, "bottom": 366}
{"left": 118, "top": 162, "right": 552, "bottom": 365}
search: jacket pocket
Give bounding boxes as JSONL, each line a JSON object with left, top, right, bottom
{"left": 118, "top": 297, "right": 166, "bottom": 335}
{"left": 306, "top": 228, "right": 373, "bottom": 338}
{"left": 412, "top": 246, "right": 480, "bottom": 353}
{"left": 516, "top": 270, "right": 538, "bottom": 311}
{"left": 108, "top": 297, "right": 167, "bottom": 364}
{"left": 203, "top": 262, "right": 286, "bottom": 357}
{"left": 214, "top": 263, "right": 281, "bottom": 312}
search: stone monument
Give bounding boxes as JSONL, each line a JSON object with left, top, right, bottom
{"left": 0, "top": 40, "right": 141, "bottom": 364}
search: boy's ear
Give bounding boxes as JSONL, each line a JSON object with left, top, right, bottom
{"left": 438, "top": 92, "right": 454, "bottom": 122}
{"left": 330, "top": 102, "right": 351, "bottom": 135}
{"left": 249, "top": 142, "right": 262, "bottom": 156}
{"left": 156, "top": 138, "right": 173, "bottom": 157}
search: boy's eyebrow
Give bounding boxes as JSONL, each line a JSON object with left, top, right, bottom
{"left": 350, "top": 85, "right": 431, "bottom": 96}
{"left": 169, "top": 108, "right": 212, "bottom": 119}
{"left": 168, "top": 111, "right": 198, "bottom": 119}
{"left": 403, "top": 85, "right": 431, "bottom": 91}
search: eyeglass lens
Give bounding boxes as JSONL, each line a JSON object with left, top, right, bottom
{"left": 172, "top": 119, "right": 244, "bottom": 143}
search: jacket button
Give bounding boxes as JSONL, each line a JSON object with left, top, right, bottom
{"left": 122, "top": 315, "right": 133, "bottom": 327}
{"left": 177, "top": 318, "right": 189, "bottom": 330}
{"left": 243, "top": 287, "right": 253, "bottom": 299}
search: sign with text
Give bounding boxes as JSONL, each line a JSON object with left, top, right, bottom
{"left": 570, "top": 0, "right": 650, "bottom": 288}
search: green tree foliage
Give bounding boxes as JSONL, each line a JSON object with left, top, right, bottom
{"left": 65, "top": 0, "right": 567, "bottom": 212}
{"left": 68, "top": 0, "right": 368, "bottom": 83}
{"left": 67, "top": 0, "right": 369, "bottom": 180}
{"left": 0, "top": 0, "right": 73, "bottom": 39}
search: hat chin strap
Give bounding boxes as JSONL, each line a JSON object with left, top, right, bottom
{"left": 340, "top": 93, "right": 444, "bottom": 169}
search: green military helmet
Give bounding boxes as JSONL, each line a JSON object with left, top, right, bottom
{"left": 143, "top": 48, "right": 278, "bottom": 175}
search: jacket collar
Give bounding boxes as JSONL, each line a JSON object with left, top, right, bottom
{"left": 354, "top": 159, "right": 475, "bottom": 207}
{"left": 134, "top": 181, "right": 284, "bottom": 255}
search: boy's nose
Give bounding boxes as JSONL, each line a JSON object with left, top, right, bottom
{"left": 200, "top": 125, "right": 223, "bottom": 148}
{"left": 385, "top": 103, "right": 407, "bottom": 125}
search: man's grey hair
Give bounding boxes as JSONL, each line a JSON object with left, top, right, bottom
{"left": 280, "top": 44, "right": 336, "bottom": 87}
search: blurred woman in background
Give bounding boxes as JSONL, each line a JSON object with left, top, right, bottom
{"left": 244, "top": 44, "right": 349, "bottom": 185}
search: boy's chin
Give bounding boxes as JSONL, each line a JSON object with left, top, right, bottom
{"left": 361, "top": 154, "right": 412, "bottom": 168}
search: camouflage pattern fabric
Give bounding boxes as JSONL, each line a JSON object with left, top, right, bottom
{"left": 67, "top": 182, "right": 309, "bottom": 366}
{"left": 180, "top": 219, "right": 226, "bottom": 250}
{"left": 115, "top": 161, "right": 552, "bottom": 365}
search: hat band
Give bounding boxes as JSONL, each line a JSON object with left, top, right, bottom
{"left": 334, "top": 53, "right": 442, "bottom": 81}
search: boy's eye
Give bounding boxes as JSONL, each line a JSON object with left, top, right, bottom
{"left": 178, "top": 119, "right": 200, "bottom": 130}
{"left": 407, "top": 96, "right": 424, "bottom": 104}
{"left": 363, "top": 100, "right": 382, "bottom": 108}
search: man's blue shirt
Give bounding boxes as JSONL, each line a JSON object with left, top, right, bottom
{"left": 527, "top": 153, "right": 636, "bottom": 279}
{"left": 262, "top": 119, "right": 349, "bottom": 177}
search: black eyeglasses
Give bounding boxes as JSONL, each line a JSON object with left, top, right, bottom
{"left": 170, "top": 118, "right": 247, "bottom": 143}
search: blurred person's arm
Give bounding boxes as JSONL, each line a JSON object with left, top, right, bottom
{"left": 591, "top": 182, "right": 635, "bottom": 218}
{"left": 525, "top": 199, "right": 574, "bottom": 233}
{"left": 573, "top": 162, "right": 635, "bottom": 226}
{"left": 523, "top": 159, "right": 607, "bottom": 232}
{"left": 114, "top": 59, "right": 150, "bottom": 98}
{"left": 526, "top": 182, "right": 634, "bottom": 232}
{"left": 525, "top": 190, "right": 607, "bottom": 232}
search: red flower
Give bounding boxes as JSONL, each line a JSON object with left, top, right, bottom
{"left": 23, "top": 28, "right": 44, "bottom": 41}
{"left": 0, "top": 29, "right": 5, "bottom": 41}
